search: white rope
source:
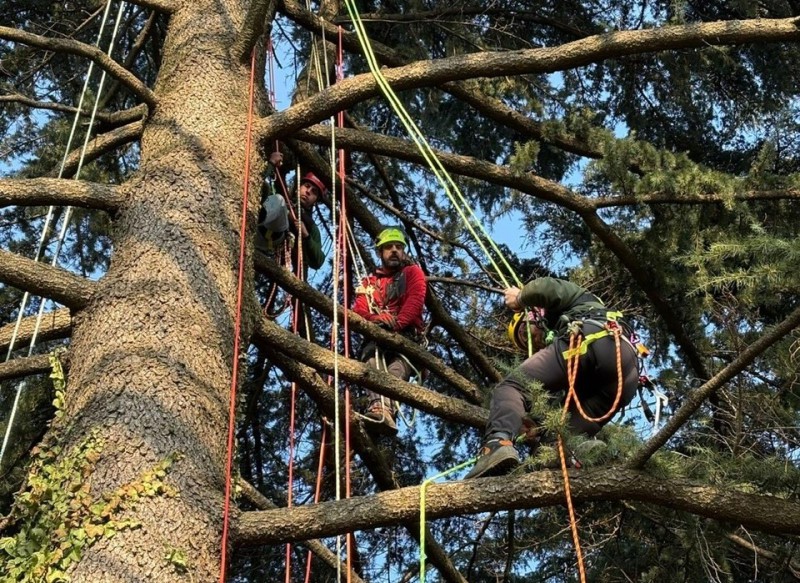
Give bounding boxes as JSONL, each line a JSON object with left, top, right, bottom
{"left": 1, "top": 0, "right": 126, "bottom": 469}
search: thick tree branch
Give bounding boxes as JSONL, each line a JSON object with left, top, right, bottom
{"left": 252, "top": 316, "right": 487, "bottom": 428}
{"left": 235, "top": 0, "right": 278, "bottom": 62}
{"left": 627, "top": 304, "right": 800, "bottom": 469}
{"left": 234, "top": 466, "right": 800, "bottom": 545}
{"left": 0, "top": 27, "right": 156, "bottom": 108}
{"left": 0, "top": 353, "right": 53, "bottom": 382}
{"left": 47, "top": 120, "right": 144, "bottom": 179}
{"left": 0, "top": 309, "right": 72, "bottom": 355}
{"left": 255, "top": 254, "right": 483, "bottom": 403}
{"left": 259, "top": 16, "right": 800, "bottom": 140}
{"left": 0, "top": 178, "right": 124, "bottom": 213}
{"left": 237, "top": 480, "right": 367, "bottom": 582}
{"left": 0, "top": 250, "right": 95, "bottom": 310}
{"left": 282, "top": 0, "right": 624, "bottom": 167}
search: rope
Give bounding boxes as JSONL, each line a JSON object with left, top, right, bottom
{"left": 555, "top": 327, "right": 625, "bottom": 583}
{"left": 218, "top": 45, "right": 257, "bottom": 583}
{"left": 0, "top": 0, "right": 126, "bottom": 471}
{"left": 419, "top": 458, "right": 476, "bottom": 582}
{"left": 557, "top": 332, "right": 588, "bottom": 583}
{"left": 342, "top": 0, "right": 521, "bottom": 289}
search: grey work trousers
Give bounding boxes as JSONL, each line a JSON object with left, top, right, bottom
{"left": 363, "top": 346, "right": 413, "bottom": 404}
{"left": 485, "top": 322, "right": 639, "bottom": 440}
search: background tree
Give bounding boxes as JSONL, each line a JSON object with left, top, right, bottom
{"left": 1, "top": 0, "right": 799, "bottom": 581}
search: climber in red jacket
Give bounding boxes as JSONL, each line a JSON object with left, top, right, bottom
{"left": 352, "top": 227, "right": 427, "bottom": 435}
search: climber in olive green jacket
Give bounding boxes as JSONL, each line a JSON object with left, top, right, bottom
{"left": 255, "top": 151, "right": 326, "bottom": 274}
{"left": 465, "top": 277, "right": 639, "bottom": 479}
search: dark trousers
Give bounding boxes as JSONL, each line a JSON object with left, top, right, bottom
{"left": 485, "top": 323, "right": 639, "bottom": 440}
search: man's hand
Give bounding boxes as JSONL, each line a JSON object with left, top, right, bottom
{"left": 269, "top": 151, "right": 283, "bottom": 167}
{"left": 504, "top": 286, "right": 523, "bottom": 311}
{"left": 374, "top": 312, "right": 397, "bottom": 331}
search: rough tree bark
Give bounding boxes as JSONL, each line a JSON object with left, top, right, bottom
{"left": 42, "top": 0, "right": 261, "bottom": 579}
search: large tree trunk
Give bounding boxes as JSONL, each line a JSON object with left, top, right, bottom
{"left": 55, "top": 1, "right": 260, "bottom": 579}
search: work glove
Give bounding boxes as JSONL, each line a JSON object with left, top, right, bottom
{"left": 373, "top": 312, "right": 397, "bottom": 331}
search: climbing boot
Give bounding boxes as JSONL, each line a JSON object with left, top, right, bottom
{"left": 464, "top": 438, "right": 520, "bottom": 479}
{"left": 364, "top": 400, "right": 398, "bottom": 436}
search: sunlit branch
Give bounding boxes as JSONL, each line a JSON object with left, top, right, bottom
{"left": 0, "top": 250, "right": 95, "bottom": 310}
{"left": 253, "top": 316, "right": 486, "bottom": 427}
{"left": 627, "top": 303, "right": 800, "bottom": 469}
{"left": 0, "top": 353, "right": 54, "bottom": 383}
{"left": 0, "top": 309, "right": 72, "bottom": 355}
{"left": 235, "top": 466, "right": 800, "bottom": 545}
{"left": 235, "top": 0, "right": 278, "bottom": 62}
{"left": 259, "top": 14, "right": 800, "bottom": 141}
{"left": 0, "top": 178, "right": 123, "bottom": 213}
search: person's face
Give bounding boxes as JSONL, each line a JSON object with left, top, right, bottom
{"left": 299, "top": 181, "right": 320, "bottom": 209}
{"left": 379, "top": 242, "right": 406, "bottom": 270}
{"left": 517, "top": 322, "right": 546, "bottom": 352}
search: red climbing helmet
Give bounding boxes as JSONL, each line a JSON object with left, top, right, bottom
{"left": 301, "top": 172, "right": 329, "bottom": 198}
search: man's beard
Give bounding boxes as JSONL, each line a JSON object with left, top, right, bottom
{"left": 382, "top": 255, "right": 401, "bottom": 270}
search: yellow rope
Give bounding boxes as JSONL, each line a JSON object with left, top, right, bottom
{"left": 343, "top": 0, "right": 521, "bottom": 289}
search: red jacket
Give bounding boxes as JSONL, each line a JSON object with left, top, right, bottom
{"left": 352, "top": 263, "right": 426, "bottom": 333}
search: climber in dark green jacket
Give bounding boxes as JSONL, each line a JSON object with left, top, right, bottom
{"left": 465, "top": 277, "right": 640, "bottom": 479}
{"left": 255, "top": 151, "right": 326, "bottom": 274}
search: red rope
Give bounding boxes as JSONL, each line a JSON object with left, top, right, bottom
{"left": 218, "top": 47, "right": 258, "bottom": 583}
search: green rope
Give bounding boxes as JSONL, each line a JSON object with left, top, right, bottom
{"left": 419, "top": 457, "right": 477, "bottom": 582}
{"left": 342, "top": 0, "right": 522, "bottom": 289}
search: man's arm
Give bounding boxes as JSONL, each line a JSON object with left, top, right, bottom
{"left": 393, "top": 265, "right": 426, "bottom": 331}
{"left": 302, "top": 220, "right": 326, "bottom": 270}
{"left": 518, "top": 277, "right": 587, "bottom": 313}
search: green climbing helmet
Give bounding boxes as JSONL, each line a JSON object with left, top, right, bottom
{"left": 375, "top": 227, "right": 407, "bottom": 249}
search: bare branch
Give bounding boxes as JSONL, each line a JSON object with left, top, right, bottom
{"left": 47, "top": 119, "right": 144, "bottom": 178}
{"left": 237, "top": 480, "right": 368, "bottom": 583}
{"left": 235, "top": 0, "right": 278, "bottom": 62}
{"left": 0, "top": 26, "right": 156, "bottom": 108}
{"left": 0, "top": 178, "right": 124, "bottom": 213}
{"left": 259, "top": 16, "right": 800, "bottom": 139}
{"left": 253, "top": 315, "right": 487, "bottom": 428}
{"left": 0, "top": 309, "right": 72, "bottom": 355}
{"left": 234, "top": 466, "right": 800, "bottom": 546}
{"left": 0, "top": 353, "right": 54, "bottom": 382}
{"left": 0, "top": 250, "right": 95, "bottom": 310}
{"left": 627, "top": 303, "right": 800, "bottom": 469}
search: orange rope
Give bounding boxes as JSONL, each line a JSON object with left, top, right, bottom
{"left": 568, "top": 325, "right": 625, "bottom": 423}
{"left": 218, "top": 47, "right": 258, "bottom": 583}
{"left": 557, "top": 325, "right": 625, "bottom": 583}
{"left": 558, "top": 332, "right": 587, "bottom": 583}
